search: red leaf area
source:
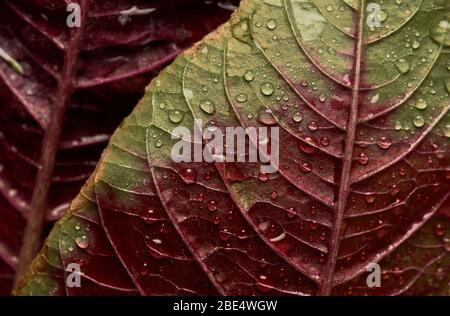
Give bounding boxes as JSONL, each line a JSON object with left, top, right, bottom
{"left": 12, "top": 0, "right": 450, "bottom": 296}
{"left": 0, "top": 0, "right": 237, "bottom": 295}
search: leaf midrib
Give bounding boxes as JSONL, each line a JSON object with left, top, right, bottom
{"left": 319, "top": 0, "right": 366, "bottom": 296}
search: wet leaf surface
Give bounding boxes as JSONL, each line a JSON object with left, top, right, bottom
{"left": 0, "top": 0, "right": 237, "bottom": 294}
{"left": 15, "top": 0, "right": 450, "bottom": 295}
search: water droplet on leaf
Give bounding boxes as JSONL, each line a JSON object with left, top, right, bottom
{"left": 266, "top": 19, "right": 277, "bottom": 30}
{"left": 357, "top": 152, "right": 369, "bottom": 165}
{"left": 292, "top": 112, "right": 303, "bottom": 123}
{"left": 431, "top": 20, "right": 450, "bottom": 46}
{"left": 155, "top": 139, "right": 163, "bottom": 148}
{"left": 75, "top": 236, "right": 90, "bottom": 249}
{"left": 168, "top": 110, "right": 184, "bottom": 123}
{"left": 244, "top": 70, "right": 255, "bottom": 82}
{"left": 260, "top": 82, "right": 274, "bottom": 96}
{"left": 236, "top": 93, "right": 247, "bottom": 103}
{"left": 259, "top": 173, "right": 269, "bottom": 182}
{"left": 394, "top": 59, "right": 410, "bottom": 74}
{"left": 207, "top": 200, "right": 218, "bottom": 212}
{"left": 364, "top": 194, "right": 376, "bottom": 203}
{"left": 412, "top": 115, "right": 425, "bottom": 127}
{"left": 433, "top": 223, "right": 445, "bottom": 237}
{"left": 377, "top": 137, "right": 392, "bottom": 149}
{"left": 200, "top": 99, "right": 215, "bottom": 115}
{"left": 415, "top": 98, "right": 428, "bottom": 110}
{"left": 298, "top": 141, "right": 317, "bottom": 154}
{"left": 320, "top": 137, "right": 330, "bottom": 147}
{"left": 307, "top": 121, "right": 319, "bottom": 131}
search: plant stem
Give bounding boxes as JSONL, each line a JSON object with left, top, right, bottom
{"left": 13, "top": 0, "right": 88, "bottom": 288}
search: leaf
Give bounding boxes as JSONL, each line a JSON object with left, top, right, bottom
{"left": 0, "top": 0, "right": 237, "bottom": 294}
{"left": 15, "top": 0, "right": 450, "bottom": 295}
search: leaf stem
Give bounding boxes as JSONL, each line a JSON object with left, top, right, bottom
{"left": 13, "top": 0, "right": 88, "bottom": 288}
{"left": 320, "top": 0, "right": 366, "bottom": 295}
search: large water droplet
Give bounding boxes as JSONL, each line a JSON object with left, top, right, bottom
{"left": 244, "top": 70, "right": 255, "bottom": 82}
{"left": 357, "top": 152, "right": 369, "bottom": 165}
{"left": 260, "top": 82, "right": 274, "bottom": 96}
{"left": 266, "top": 19, "right": 277, "bottom": 30}
{"left": 152, "top": 239, "right": 162, "bottom": 245}
{"left": 431, "top": 20, "right": 450, "bottom": 47}
{"left": 320, "top": 137, "right": 330, "bottom": 147}
{"left": 370, "top": 94, "right": 380, "bottom": 104}
{"left": 307, "top": 121, "right": 319, "bottom": 131}
{"left": 364, "top": 194, "right": 376, "bottom": 204}
{"left": 298, "top": 139, "right": 317, "bottom": 154}
{"left": 394, "top": 59, "right": 410, "bottom": 74}
{"left": 236, "top": 93, "right": 248, "bottom": 103}
{"left": 75, "top": 236, "right": 90, "bottom": 249}
{"left": 377, "top": 136, "right": 392, "bottom": 150}
{"left": 412, "top": 115, "right": 425, "bottom": 127}
{"left": 200, "top": 99, "right": 215, "bottom": 115}
{"left": 219, "top": 229, "right": 231, "bottom": 241}
{"left": 155, "top": 139, "right": 163, "bottom": 148}
{"left": 168, "top": 110, "right": 184, "bottom": 123}
{"left": 292, "top": 112, "right": 303, "bottom": 123}
{"left": 415, "top": 98, "right": 428, "bottom": 110}
{"left": 258, "top": 173, "right": 269, "bottom": 182}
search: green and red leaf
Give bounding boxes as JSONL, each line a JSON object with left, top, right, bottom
{"left": 15, "top": 0, "right": 450, "bottom": 295}
{"left": 0, "top": 0, "right": 236, "bottom": 294}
